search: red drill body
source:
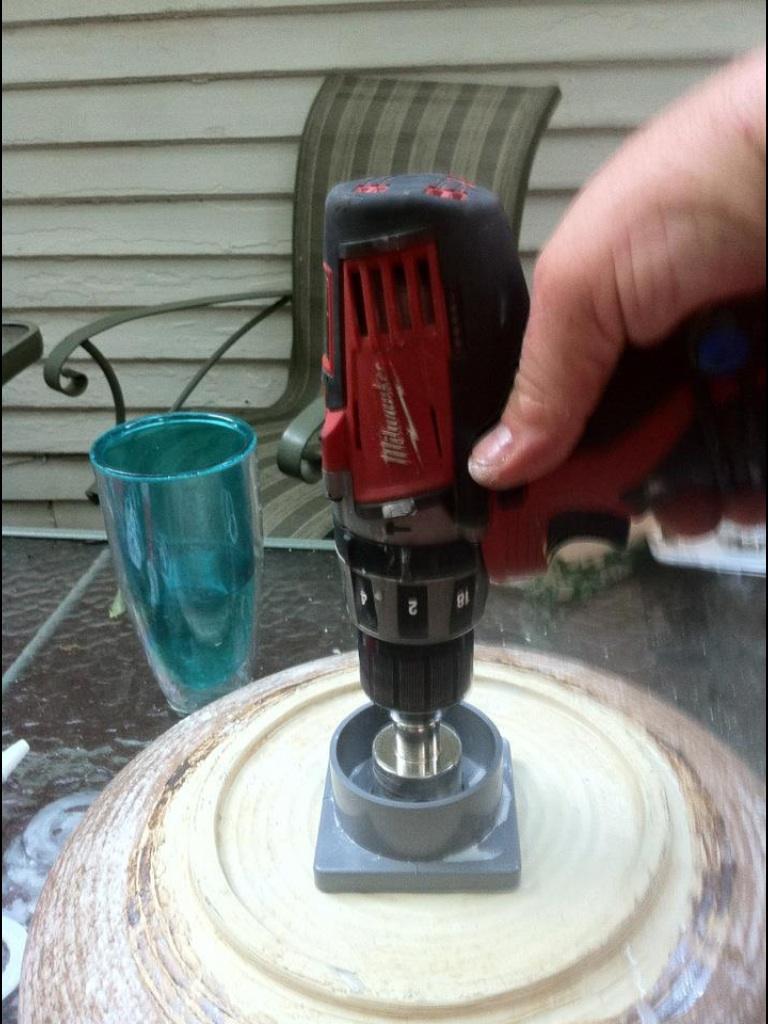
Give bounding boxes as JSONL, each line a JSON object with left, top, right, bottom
{"left": 321, "top": 173, "right": 765, "bottom": 719}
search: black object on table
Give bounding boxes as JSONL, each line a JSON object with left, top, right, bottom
{"left": 1, "top": 537, "right": 766, "bottom": 1022}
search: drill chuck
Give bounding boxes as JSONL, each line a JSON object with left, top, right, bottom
{"left": 357, "top": 632, "right": 474, "bottom": 714}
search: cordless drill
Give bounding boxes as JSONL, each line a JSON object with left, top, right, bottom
{"left": 317, "top": 173, "right": 765, "bottom": 867}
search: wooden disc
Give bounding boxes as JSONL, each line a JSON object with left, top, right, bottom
{"left": 20, "top": 648, "right": 765, "bottom": 1023}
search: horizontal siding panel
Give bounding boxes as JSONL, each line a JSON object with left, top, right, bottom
{"left": 4, "top": 449, "right": 288, "bottom": 502}
{"left": 2, "top": 134, "right": 623, "bottom": 200}
{"left": 3, "top": 456, "right": 95, "bottom": 501}
{"left": 8, "top": 501, "right": 106, "bottom": 531}
{"left": 1, "top": 77, "right": 319, "bottom": 147}
{"left": 0, "top": 307, "right": 294, "bottom": 360}
{"left": 2, "top": 78, "right": 318, "bottom": 145}
{"left": 3, "top": 194, "right": 564, "bottom": 257}
{"left": 3, "top": 5, "right": 759, "bottom": 86}
{"left": 3, "top": 197, "right": 292, "bottom": 257}
{"left": 2, "top": 141, "right": 298, "bottom": 200}
{"left": 2, "top": 65, "right": 724, "bottom": 146}
{"left": 1, "top": 497, "right": 112, "bottom": 531}
{"left": 1, "top": 500, "right": 58, "bottom": 529}
{"left": 2, "top": 358, "right": 288, "bottom": 410}
{"left": 3, "top": 0, "right": 441, "bottom": 23}
{"left": 0, "top": 252, "right": 536, "bottom": 308}
{"left": 2, "top": 256, "right": 292, "bottom": 307}
{"left": 49, "top": 501, "right": 105, "bottom": 530}
{"left": 3, "top": 407, "right": 291, "bottom": 454}
{"left": 4, "top": 411, "right": 127, "bottom": 452}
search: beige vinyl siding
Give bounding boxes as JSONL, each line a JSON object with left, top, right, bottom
{"left": 2, "top": 1, "right": 765, "bottom": 530}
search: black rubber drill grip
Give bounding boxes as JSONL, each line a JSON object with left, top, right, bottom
{"left": 357, "top": 631, "right": 474, "bottom": 713}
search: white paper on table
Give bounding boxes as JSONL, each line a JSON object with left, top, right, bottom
{"left": 649, "top": 520, "right": 766, "bottom": 576}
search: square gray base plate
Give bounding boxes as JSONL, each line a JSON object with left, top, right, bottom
{"left": 314, "top": 744, "right": 521, "bottom": 893}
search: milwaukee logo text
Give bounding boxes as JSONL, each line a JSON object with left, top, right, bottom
{"left": 373, "top": 363, "right": 410, "bottom": 466}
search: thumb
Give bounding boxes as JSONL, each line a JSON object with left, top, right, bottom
{"left": 469, "top": 248, "right": 622, "bottom": 486}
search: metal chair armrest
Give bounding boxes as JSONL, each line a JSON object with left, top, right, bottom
{"left": 277, "top": 396, "right": 324, "bottom": 482}
{"left": 43, "top": 290, "right": 292, "bottom": 424}
{"left": 2, "top": 320, "right": 44, "bottom": 386}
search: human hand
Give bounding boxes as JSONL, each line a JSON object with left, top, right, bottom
{"left": 469, "top": 46, "right": 766, "bottom": 535}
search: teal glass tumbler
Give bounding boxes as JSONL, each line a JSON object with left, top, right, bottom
{"left": 90, "top": 412, "right": 263, "bottom": 715}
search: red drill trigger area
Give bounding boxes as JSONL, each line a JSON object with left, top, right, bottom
{"left": 482, "top": 384, "right": 698, "bottom": 579}
{"left": 325, "top": 239, "right": 455, "bottom": 505}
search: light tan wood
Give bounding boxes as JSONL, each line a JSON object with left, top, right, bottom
{"left": 20, "top": 648, "right": 766, "bottom": 1023}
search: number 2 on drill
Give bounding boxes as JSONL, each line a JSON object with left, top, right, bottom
{"left": 408, "top": 598, "right": 419, "bottom": 616}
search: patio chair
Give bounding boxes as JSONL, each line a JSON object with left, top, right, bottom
{"left": 43, "top": 74, "right": 559, "bottom": 540}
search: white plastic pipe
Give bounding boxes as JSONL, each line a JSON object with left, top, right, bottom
{"left": 2, "top": 738, "right": 30, "bottom": 1001}
{"left": 2, "top": 739, "right": 30, "bottom": 783}
{"left": 2, "top": 915, "right": 27, "bottom": 1001}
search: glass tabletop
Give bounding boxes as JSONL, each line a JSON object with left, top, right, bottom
{"left": 2, "top": 537, "right": 765, "bottom": 1021}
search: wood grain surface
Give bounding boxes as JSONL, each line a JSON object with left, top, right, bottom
{"left": 19, "top": 647, "right": 766, "bottom": 1023}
